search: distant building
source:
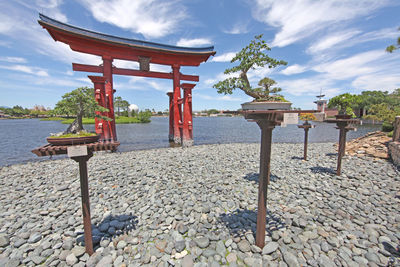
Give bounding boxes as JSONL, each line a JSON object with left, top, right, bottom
{"left": 314, "top": 93, "right": 337, "bottom": 121}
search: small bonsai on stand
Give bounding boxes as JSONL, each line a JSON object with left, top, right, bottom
{"left": 213, "top": 34, "right": 289, "bottom": 110}
{"left": 51, "top": 87, "right": 110, "bottom": 139}
{"left": 327, "top": 93, "right": 357, "bottom": 118}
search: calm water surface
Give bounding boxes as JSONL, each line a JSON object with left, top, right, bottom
{"left": 0, "top": 117, "right": 380, "bottom": 166}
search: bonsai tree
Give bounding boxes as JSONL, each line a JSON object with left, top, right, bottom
{"left": 53, "top": 87, "right": 109, "bottom": 134}
{"left": 252, "top": 77, "right": 288, "bottom": 101}
{"left": 213, "top": 34, "right": 287, "bottom": 101}
{"left": 327, "top": 93, "right": 358, "bottom": 116}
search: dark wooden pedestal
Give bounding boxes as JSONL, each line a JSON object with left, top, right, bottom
{"left": 32, "top": 141, "right": 120, "bottom": 255}
{"left": 325, "top": 118, "right": 357, "bottom": 175}
{"left": 297, "top": 121, "right": 314, "bottom": 161}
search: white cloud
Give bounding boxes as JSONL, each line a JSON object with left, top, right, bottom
{"left": 211, "top": 52, "right": 236, "bottom": 62}
{"left": 312, "top": 50, "right": 384, "bottom": 80}
{"left": 80, "top": 0, "right": 186, "bottom": 38}
{"left": 279, "top": 76, "right": 340, "bottom": 97}
{"left": 307, "top": 27, "right": 399, "bottom": 56}
{"left": 203, "top": 71, "right": 240, "bottom": 86}
{"left": 194, "top": 93, "right": 244, "bottom": 102}
{"left": 279, "top": 48, "right": 400, "bottom": 97}
{"left": 307, "top": 30, "right": 361, "bottom": 54}
{"left": 222, "top": 22, "right": 249, "bottom": 34}
{"left": 0, "top": 64, "right": 49, "bottom": 76}
{"left": 0, "top": 56, "right": 27, "bottom": 63}
{"left": 114, "top": 59, "right": 139, "bottom": 69}
{"left": 251, "top": 0, "right": 391, "bottom": 47}
{"left": 352, "top": 74, "right": 400, "bottom": 92}
{"left": 35, "top": 0, "right": 67, "bottom": 22}
{"left": 281, "top": 64, "right": 307, "bottom": 75}
{"left": 176, "top": 38, "right": 212, "bottom": 47}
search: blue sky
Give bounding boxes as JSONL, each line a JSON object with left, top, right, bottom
{"left": 0, "top": 0, "right": 399, "bottom": 111}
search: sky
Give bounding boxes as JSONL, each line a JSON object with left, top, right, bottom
{"left": 0, "top": 0, "right": 399, "bottom": 111}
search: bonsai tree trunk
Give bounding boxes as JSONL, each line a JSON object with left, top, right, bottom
{"left": 64, "top": 101, "right": 84, "bottom": 134}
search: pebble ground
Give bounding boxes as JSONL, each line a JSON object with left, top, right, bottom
{"left": 0, "top": 143, "right": 399, "bottom": 267}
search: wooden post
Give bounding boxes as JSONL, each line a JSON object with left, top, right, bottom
{"left": 181, "top": 83, "right": 195, "bottom": 147}
{"left": 255, "top": 120, "right": 275, "bottom": 248}
{"left": 297, "top": 121, "right": 313, "bottom": 161}
{"left": 167, "top": 92, "right": 174, "bottom": 142}
{"left": 304, "top": 127, "right": 309, "bottom": 160}
{"left": 172, "top": 64, "right": 182, "bottom": 144}
{"left": 336, "top": 122, "right": 348, "bottom": 176}
{"left": 72, "top": 152, "right": 94, "bottom": 255}
{"left": 393, "top": 116, "right": 400, "bottom": 142}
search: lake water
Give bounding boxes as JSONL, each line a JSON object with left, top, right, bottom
{"left": 0, "top": 117, "right": 381, "bottom": 166}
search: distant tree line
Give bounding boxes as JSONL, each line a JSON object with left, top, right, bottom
{"left": 328, "top": 89, "right": 400, "bottom": 131}
{"left": 0, "top": 105, "right": 52, "bottom": 117}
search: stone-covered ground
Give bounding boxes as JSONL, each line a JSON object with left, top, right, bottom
{"left": 0, "top": 143, "right": 399, "bottom": 267}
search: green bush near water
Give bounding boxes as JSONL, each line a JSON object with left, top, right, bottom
{"left": 382, "top": 122, "right": 394, "bottom": 132}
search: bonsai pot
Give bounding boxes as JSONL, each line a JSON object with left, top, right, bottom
{"left": 241, "top": 101, "right": 292, "bottom": 111}
{"left": 335, "top": 114, "right": 352, "bottom": 120}
{"left": 47, "top": 134, "right": 101, "bottom": 145}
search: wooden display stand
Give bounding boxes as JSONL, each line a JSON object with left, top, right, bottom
{"left": 32, "top": 141, "right": 120, "bottom": 255}
{"left": 243, "top": 110, "right": 314, "bottom": 248}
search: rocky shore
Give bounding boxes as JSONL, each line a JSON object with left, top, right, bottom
{"left": 343, "top": 131, "right": 391, "bottom": 160}
{"left": 0, "top": 143, "right": 399, "bottom": 267}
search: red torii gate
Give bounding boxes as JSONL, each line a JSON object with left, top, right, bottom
{"left": 38, "top": 14, "right": 215, "bottom": 146}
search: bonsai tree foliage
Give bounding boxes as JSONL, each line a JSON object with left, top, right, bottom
{"left": 54, "top": 87, "right": 109, "bottom": 133}
{"left": 253, "top": 77, "right": 288, "bottom": 101}
{"left": 386, "top": 27, "right": 400, "bottom": 53}
{"left": 327, "top": 93, "right": 358, "bottom": 116}
{"left": 213, "top": 34, "right": 287, "bottom": 101}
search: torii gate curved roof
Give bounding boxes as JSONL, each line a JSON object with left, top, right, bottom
{"left": 38, "top": 14, "right": 216, "bottom": 66}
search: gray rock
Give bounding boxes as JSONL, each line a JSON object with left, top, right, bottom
{"left": 178, "top": 223, "right": 189, "bottom": 234}
{"left": 117, "top": 240, "right": 127, "bottom": 250}
{"left": 194, "top": 237, "right": 209, "bottom": 248}
{"left": 226, "top": 252, "right": 237, "bottom": 263}
{"left": 216, "top": 240, "right": 226, "bottom": 257}
{"left": 244, "top": 257, "right": 262, "bottom": 267}
{"left": 237, "top": 240, "right": 251, "bottom": 252}
{"left": 100, "top": 239, "right": 110, "bottom": 247}
{"left": 0, "top": 234, "right": 10, "bottom": 247}
{"left": 318, "top": 254, "right": 336, "bottom": 267}
{"left": 181, "top": 255, "right": 194, "bottom": 267}
{"left": 31, "top": 255, "right": 45, "bottom": 265}
{"left": 365, "top": 252, "right": 380, "bottom": 263}
{"left": 71, "top": 246, "right": 86, "bottom": 257}
{"left": 281, "top": 250, "right": 299, "bottom": 267}
{"left": 262, "top": 242, "right": 279, "bottom": 255}
{"left": 175, "top": 240, "right": 186, "bottom": 253}
{"left": 5, "top": 259, "right": 20, "bottom": 267}
{"left": 86, "top": 252, "right": 102, "bottom": 267}
{"left": 13, "top": 238, "right": 26, "bottom": 248}
{"left": 66, "top": 253, "right": 78, "bottom": 266}
{"left": 202, "top": 249, "right": 216, "bottom": 257}
{"left": 96, "top": 255, "right": 113, "bottom": 266}
{"left": 28, "top": 232, "right": 42, "bottom": 243}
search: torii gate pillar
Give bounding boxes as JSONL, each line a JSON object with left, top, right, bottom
{"left": 103, "top": 56, "right": 117, "bottom": 141}
{"left": 182, "top": 83, "right": 195, "bottom": 147}
{"left": 172, "top": 64, "right": 182, "bottom": 144}
{"left": 88, "top": 76, "right": 110, "bottom": 141}
{"left": 167, "top": 92, "right": 174, "bottom": 141}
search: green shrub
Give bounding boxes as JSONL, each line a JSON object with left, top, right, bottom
{"left": 382, "top": 122, "right": 394, "bottom": 132}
